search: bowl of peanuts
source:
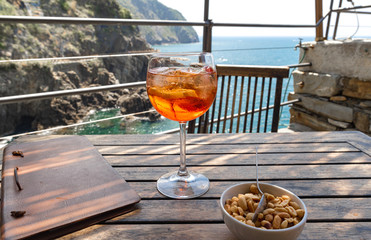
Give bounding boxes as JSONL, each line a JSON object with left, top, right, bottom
{"left": 220, "top": 182, "right": 307, "bottom": 240}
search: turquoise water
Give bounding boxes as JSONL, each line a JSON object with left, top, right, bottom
{"left": 68, "top": 36, "right": 312, "bottom": 135}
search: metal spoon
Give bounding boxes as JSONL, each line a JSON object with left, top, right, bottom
{"left": 252, "top": 146, "right": 267, "bottom": 223}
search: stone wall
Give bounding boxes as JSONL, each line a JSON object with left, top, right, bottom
{"left": 289, "top": 39, "right": 371, "bottom": 135}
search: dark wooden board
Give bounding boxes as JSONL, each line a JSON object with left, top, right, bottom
{"left": 1, "top": 136, "right": 140, "bottom": 240}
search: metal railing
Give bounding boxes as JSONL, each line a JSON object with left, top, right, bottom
{"left": 0, "top": 0, "right": 369, "bottom": 138}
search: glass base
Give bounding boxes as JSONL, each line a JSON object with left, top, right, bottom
{"left": 157, "top": 170, "right": 210, "bottom": 199}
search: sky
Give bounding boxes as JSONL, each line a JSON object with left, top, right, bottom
{"left": 158, "top": 0, "right": 370, "bottom": 38}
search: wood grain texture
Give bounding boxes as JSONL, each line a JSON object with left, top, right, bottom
{"left": 5, "top": 132, "right": 371, "bottom": 240}
{"left": 59, "top": 222, "right": 371, "bottom": 240}
{"left": 115, "top": 164, "right": 371, "bottom": 181}
{"left": 128, "top": 179, "right": 371, "bottom": 199}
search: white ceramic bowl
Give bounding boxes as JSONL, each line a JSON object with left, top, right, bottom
{"left": 220, "top": 182, "right": 308, "bottom": 240}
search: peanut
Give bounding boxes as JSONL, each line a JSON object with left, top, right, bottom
{"left": 253, "top": 202, "right": 259, "bottom": 211}
{"left": 274, "top": 207, "right": 288, "bottom": 213}
{"left": 281, "top": 199, "right": 290, "bottom": 207}
{"left": 267, "top": 202, "right": 275, "bottom": 208}
{"left": 282, "top": 195, "right": 291, "bottom": 201}
{"left": 238, "top": 195, "right": 248, "bottom": 211}
{"left": 250, "top": 184, "right": 259, "bottom": 194}
{"left": 261, "top": 220, "right": 272, "bottom": 229}
{"left": 296, "top": 209, "right": 305, "bottom": 218}
{"left": 247, "top": 199, "right": 255, "bottom": 212}
{"left": 272, "top": 215, "right": 282, "bottom": 229}
{"left": 281, "top": 219, "right": 288, "bottom": 229}
{"left": 277, "top": 212, "right": 291, "bottom": 219}
{"left": 235, "top": 215, "right": 245, "bottom": 222}
{"left": 246, "top": 220, "right": 255, "bottom": 227}
{"left": 224, "top": 204, "right": 232, "bottom": 214}
{"left": 286, "top": 206, "right": 297, "bottom": 217}
{"left": 263, "top": 208, "right": 275, "bottom": 215}
{"left": 265, "top": 214, "right": 274, "bottom": 222}
{"left": 251, "top": 195, "right": 261, "bottom": 201}
{"left": 230, "top": 205, "right": 238, "bottom": 214}
{"left": 246, "top": 212, "right": 254, "bottom": 220}
{"left": 224, "top": 187, "right": 305, "bottom": 230}
{"left": 289, "top": 201, "right": 300, "bottom": 210}
{"left": 237, "top": 206, "right": 244, "bottom": 216}
{"left": 266, "top": 193, "right": 275, "bottom": 201}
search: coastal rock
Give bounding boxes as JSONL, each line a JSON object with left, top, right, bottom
{"left": 0, "top": 58, "right": 150, "bottom": 136}
{"left": 117, "top": 87, "right": 161, "bottom": 120}
{"left": 0, "top": 0, "right": 157, "bottom": 136}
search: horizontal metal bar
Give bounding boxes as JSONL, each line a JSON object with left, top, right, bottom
{"left": 0, "top": 15, "right": 327, "bottom": 29}
{"left": 0, "top": 109, "right": 156, "bottom": 140}
{"left": 334, "top": 10, "right": 371, "bottom": 15}
{"left": 0, "top": 15, "right": 206, "bottom": 26}
{"left": 332, "top": 5, "right": 371, "bottom": 12}
{"left": 0, "top": 82, "right": 146, "bottom": 105}
{"left": 213, "top": 22, "right": 316, "bottom": 28}
{"left": 0, "top": 52, "right": 153, "bottom": 64}
{"left": 288, "top": 63, "right": 312, "bottom": 68}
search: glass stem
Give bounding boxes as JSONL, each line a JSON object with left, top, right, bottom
{"left": 178, "top": 122, "right": 189, "bottom": 176}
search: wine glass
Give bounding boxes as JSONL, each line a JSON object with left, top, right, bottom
{"left": 146, "top": 52, "right": 217, "bottom": 199}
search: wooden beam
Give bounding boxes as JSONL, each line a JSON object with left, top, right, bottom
{"left": 315, "top": 0, "right": 324, "bottom": 41}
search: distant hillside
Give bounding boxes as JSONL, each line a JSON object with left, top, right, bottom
{"left": 0, "top": 0, "right": 151, "bottom": 59}
{"left": 117, "top": 0, "right": 199, "bottom": 45}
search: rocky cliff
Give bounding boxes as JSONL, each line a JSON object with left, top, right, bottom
{"left": 117, "top": 0, "right": 199, "bottom": 45}
{"left": 0, "top": 0, "right": 160, "bottom": 136}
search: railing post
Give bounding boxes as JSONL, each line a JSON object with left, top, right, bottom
{"left": 189, "top": 0, "right": 213, "bottom": 134}
{"left": 333, "top": 0, "right": 343, "bottom": 40}
{"left": 325, "top": 0, "right": 335, "bottom": 40}
{"left": 202, "top": 0, "right": 212, "bottom": 52}
{"left": 315, "top": 0, "right": 324, "bottom": 41}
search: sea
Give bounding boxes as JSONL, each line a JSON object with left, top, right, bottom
{"left": 63, "top": 36, "right": 313, "bottom": 135}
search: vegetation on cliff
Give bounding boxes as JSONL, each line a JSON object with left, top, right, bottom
{"left": 0, "top": 0, "right": 151, "bottom": 60}
{"left": 117, "top": 0, "right": 199, "bottom": 45}
{"left": 0, "top": 0, "right": 157, "bottom": 136}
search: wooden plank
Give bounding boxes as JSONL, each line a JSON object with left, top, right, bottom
{"left": 128, "top": 179, "right": 371, "bottom": 199}
{"left": 115, "top": 164, "right": 371, "bottom": 181}
{"left": 101, "top": 198, "right": 371, "bottom": 223}
{"left": 58, "top": 222, "right": 371, "bottom": 240}
{"left": 104, "top": 152, "right": 370, "bottom": 166}
{"left": 216, "top": 64, "right": 290, "bottom": 78}
{"left": 96, "top": 142, "right": 357, "bottom": 155}
{"left": 86, "top": 131, "right": 371, "bottom": 146}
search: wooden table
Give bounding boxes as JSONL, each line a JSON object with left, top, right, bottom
{"left": 55, "top": 131, "right": 370, "bottom": 239}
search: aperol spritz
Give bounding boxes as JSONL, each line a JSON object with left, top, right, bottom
{"left": 147, "top": 52, "right": 217, "bottom": 199}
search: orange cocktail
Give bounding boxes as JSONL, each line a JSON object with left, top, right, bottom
{"left": 147, "top": 67, "right": 217, "bottom": 122}
{"left": 147, "top": 52, "right": 217, "bottom": 199}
